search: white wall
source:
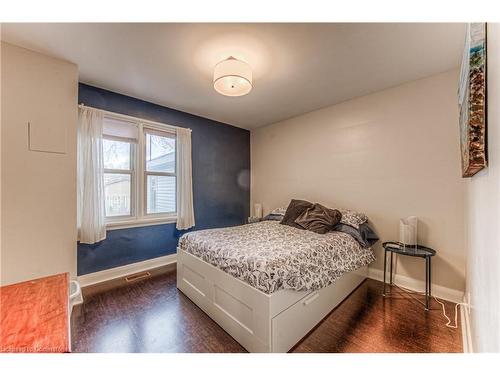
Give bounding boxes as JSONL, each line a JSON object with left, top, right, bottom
{"left": 252, "top": 70, "right": 465, "bottom": 294}
{"left": 464, "top": 23, "right": 500, "bottom": 352}
{"left": 0, "top": 42, "right": 78, "bottom": 285}
{"left": 0, "top": 33, "right": 3, "bottom": 285}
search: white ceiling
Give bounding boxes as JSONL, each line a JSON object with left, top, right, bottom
{"left": 1, "top": 23, "right": 466, "bottom": 129}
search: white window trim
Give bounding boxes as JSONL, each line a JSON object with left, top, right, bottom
{"left": 101, "top": 111, "right": 178, "bottom": 230}
{"left": 106, "top": 215, "right": 177, "bottom": 230}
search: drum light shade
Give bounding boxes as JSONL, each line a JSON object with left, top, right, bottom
{"left": 213, "top": 57, "right": 252, "bottom": 97}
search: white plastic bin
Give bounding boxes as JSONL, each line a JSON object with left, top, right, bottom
{"left": 69, "top": 280, "right": 83, "bottom": 311}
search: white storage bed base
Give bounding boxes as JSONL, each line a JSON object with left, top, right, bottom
{"left": 177, "top": 248, "right": 368, "bottom": 353}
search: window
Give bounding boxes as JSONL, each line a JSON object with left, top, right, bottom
{"left": 103, "top": 138, "right": 133, "bottom": 217}
{"left": 144, "top": 129, "right": 176, "bottom": 214}
{"left": 102, "top": 115, "right": 177, "bottom": 228}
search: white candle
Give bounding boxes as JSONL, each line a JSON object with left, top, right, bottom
{"left": 254, "top": 203, "right": 263, "bottom": 218}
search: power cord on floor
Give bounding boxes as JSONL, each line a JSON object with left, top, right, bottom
{"left": 387, "top": 283, "right": 465, "bottom": 329}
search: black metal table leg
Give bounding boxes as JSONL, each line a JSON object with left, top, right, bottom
{"left": 382, "top": 242, "right": 436, "bottom": 311}
{"left": 383, "top": 250, "right": 387, "bottom": 296}
{"left": 390, "top": 252, "right": 393, "bottom": 285}
{"left": 428, "top": 256, "right": 432, "bottom": 299}
{"left": 425, "top": 257, "right": 430, "bottom": 310}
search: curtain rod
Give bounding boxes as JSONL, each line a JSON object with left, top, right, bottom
{"left": 78, "top": 103, "right": 191, "bottom": 133}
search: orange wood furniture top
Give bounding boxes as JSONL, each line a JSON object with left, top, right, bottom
{"left": 0, "top": 273, "right": 70, "bottom": 353}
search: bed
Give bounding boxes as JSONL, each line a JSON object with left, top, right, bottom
{"left": 176, "top": 220, "right": 375, "bottom": 352}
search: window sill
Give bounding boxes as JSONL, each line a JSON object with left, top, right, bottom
{"left": 106, "top": 216, "right": 177, "bottom": 231}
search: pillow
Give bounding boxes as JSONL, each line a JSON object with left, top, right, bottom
{"left": 333, "top": 222, "right": 379, "bottom": 248}
{"left": 262, "top": 207, "right": 287, "bottom": 221}
{"left": 280, "top": 199, "right": 314, "bottom": 229}
{"left": 294, "top": 204, "right": 342, "bottom": 234}
{"left": 270, "top": 207, "right": 287, "bottom": 216}
{"left": 262, "top": 213, "right": 285, "bottom": 221}
{"left": 338, "top": 208, "right": 368, "bottom": 229}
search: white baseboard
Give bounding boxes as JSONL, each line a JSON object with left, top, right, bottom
{"left": 367, "top": 267, "right": 464, "bottom": 304}
{"left": 77, "top": 253, "right": 177, "bottom": 287}
{"left": 460, "top": 295, "right": 473, "bottom": 353}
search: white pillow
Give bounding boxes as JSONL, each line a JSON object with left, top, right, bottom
{"left": 270, "top": 207, "right": 287, "bottom": 216}
{"left": 338, "top": 208, "right": 368, "bottom": 229}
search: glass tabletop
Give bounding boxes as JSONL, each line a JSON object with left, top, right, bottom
{"left": 382, "top": 241, "right": 436, "bottom": 257}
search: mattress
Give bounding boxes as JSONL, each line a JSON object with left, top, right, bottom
{"left": 178, "top": 220, "right": 375, "bottom": 294}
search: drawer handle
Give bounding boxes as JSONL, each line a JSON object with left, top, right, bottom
{"left": 303, "top": 292, "right": 319, "bottom": 306}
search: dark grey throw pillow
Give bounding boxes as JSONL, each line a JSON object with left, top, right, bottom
{"left": 280, "top": 199, "right": 314, "bottom": 229}
{"left": 294, "top": 204, "right": 342, "bottom": 234}
{"left": 333, "top": 223, "right": 379, "bottom": 248}
{"left": 262, "top": 213, "right": 284, "bottom": 221}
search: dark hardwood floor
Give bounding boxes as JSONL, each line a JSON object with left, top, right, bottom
{"left": 71, "top": 269, "right": 462, "bottom": 353}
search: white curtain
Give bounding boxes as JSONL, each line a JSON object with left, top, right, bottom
{"left": 176, "top": 128, "right": 195, "bottom": 230}
{"left": 77, "top": 107, "right": 107, "bottom": 244}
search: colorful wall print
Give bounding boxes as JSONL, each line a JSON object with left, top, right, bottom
{"left": 458, "top": 23, "right": 487, "bottom": 177}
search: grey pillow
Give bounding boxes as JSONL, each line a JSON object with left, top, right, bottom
{"left": 263, "top": 213, "right": 284, "bottom": 221}
{"left": 263, "top": 207, "right": 287, "bottom": 221}
{"left": 333, "top": 223, "right": 379, "bottom": 248}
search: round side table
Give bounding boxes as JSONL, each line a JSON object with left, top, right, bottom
{"left": 382, "top": 241, "right": 436, "bottom": 310}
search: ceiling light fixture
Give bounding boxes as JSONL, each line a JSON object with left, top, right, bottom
{"left": 213, "top": 57, "right": 252, "bottom": 97}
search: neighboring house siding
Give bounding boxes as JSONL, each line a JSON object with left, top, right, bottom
{"left": 147, "top": 175, "right": 176, "bottom": 213}
{"left": 146, "top": 152, "right": 176, "bottom": 213}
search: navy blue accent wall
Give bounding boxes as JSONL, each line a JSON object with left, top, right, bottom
{"left": 77, "top": 83, "right": 250, "bottom": 275}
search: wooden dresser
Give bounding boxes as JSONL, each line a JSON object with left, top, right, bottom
{"left": 0, "top": 273, "right": 70, "bottom": 353}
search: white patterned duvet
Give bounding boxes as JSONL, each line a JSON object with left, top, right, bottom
{"left": 178, "top": 220, "right": 375, "bottom": 294}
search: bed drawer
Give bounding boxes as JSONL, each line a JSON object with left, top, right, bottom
{"left": 271, "top": 270, "right": 366, "bottom": 352}
{"left": 271, "top": 289, "right": 328, "bottom": 352}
